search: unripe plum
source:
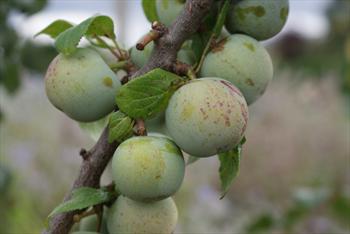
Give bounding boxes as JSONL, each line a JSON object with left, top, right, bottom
{"left": 145, "top": 112, "right": 169, "bottom": 136}
{"left": 200, "top": 34, "right": 273, "bottom": 105}
{"left": 165, "top": 78, "right": 248, "bottom": 157}
{"left": 156, "top": 0, "right": 185, "bottom": 27}
{"left": 130, "top": 41, "right": 195, "bottom": 68}
{"left": 79, "top": 211, "right": 108, "bottom": 234}
{"left": 89, "top": 46, "right": 118, "bottom": 68}
{"left": 45, "top": 48, "right": 121, "bottom": 122}
{"left": 225, "top": 0, "right": 289, "bottom": 40}
{"left": 112, "top": 136, "right": 185, "bottom": 202}
{"left": 107, "top": 196, "right": 178, "bottom": 234}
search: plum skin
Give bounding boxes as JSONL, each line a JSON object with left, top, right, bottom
{"left": 225, "top": 0, "right": 289, "bottom": 40}
{"left": 78, "top": 210, "right": 108, "bottom": 234}
{"left": 111, "top": 136, "right": 185, "bottom": 202}
{"left": 146, "top": 112, "right": 169, "bottom": 136}
{"left": 45, "top": 48, "right": 121, "bottom": 122}
{"left": 165, "top": 78, "right": 248, "bottom": 157}
{"left": 107, "top": 196, "right": 178, "bottom": 234}
{"left": 200, "top": 34, "right": 273, "bottom": 105}
{"left": 156, "top": 0, "right": 185, "bottom": 27}
{"left": 130, "top": 41, "right": 195, "bottom": 68}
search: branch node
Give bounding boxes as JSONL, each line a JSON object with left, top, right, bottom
{"left": 173, "top": 61, "right": 193, "bottom": 76}
{"left": 136, "top": 22, "right": 167, "bottom": 51}
{"left": 136, "top": 31, "right": 159, "bottom": 50}
{"left": 151, "top": 21, "right": 167, "bottom": 32}
{"left": 79, "top": 148, "right": 90, "bottom": 160}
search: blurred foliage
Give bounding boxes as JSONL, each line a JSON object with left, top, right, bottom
{"left": 275, "top": 1, "right": 350, "bottom": 96}
{"left": 245, "top": 186, "right": 350, "bottom": 233}
{"left": 0, "top": 0, "right": 56, "bottom": 99}
{"left": 0, "top": 164, "right": 44, "bottom": 233}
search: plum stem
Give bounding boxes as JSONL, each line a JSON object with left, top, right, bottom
{"left": 95, "top": 36, "right": 122, "bottom": 59}
{"left": 135, "top": 119, "right": 147, "bottom": 136}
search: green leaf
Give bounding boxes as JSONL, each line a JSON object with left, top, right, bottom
{"left": 35, "top": 20, "right": 73, "bottom": 38}
{"left": 187, "top": 156, "right": 200, "bottom": 166}
{"left": 213, "top": 0, "right": 230, "bottom": 38}
{"left": 142, "top": 0, "right": 159, "bottom": 22}
{"left": 116, "top": 68, "right": 183, "bottom": 119}
{"left": 108, "top": 111, "right": 134, "bottom": 143}
{"left": 48, "top": 187, "right": 115, "bottom": 219}
{"left": 55, "top": 15, "right": 116, "bottom": 55}
{"left": 86, "top": 16, "right": 116, "bottom": 39}
{"left": 218, "top": 137, "right": 246, "bottom": 199}
{"left": 190, "top": 32, "right": 211, "bottom": 62}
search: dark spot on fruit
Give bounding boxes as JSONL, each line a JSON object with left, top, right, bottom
{"left": 245, "top": 78, "right": 255, "bottom": 86}
{"left": 155, "top": 175, "right": 161, "bottom": 179}
{"left": 243, "top": 42, "right": 255, "bottom": 52}
{"left": 103, "top": 77, "right": 113, "bottom": 87}
{"left": 212, "top": 38, "right": 228, "bottom": 53}
{"left": 223, "top": 115, "right": 231, "bottom": 127}
{"left": 200, "top": 107, "right": 208, "bottom": 120}
{"left": 280, "top": 7, "right": 288, "bottom": 23}
{"left": 236, "top": 6, "right": 266, "bottom": 21}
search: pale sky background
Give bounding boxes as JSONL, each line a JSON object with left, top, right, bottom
{"left": 10, "top": 0, "right": 334, "bottom": 47}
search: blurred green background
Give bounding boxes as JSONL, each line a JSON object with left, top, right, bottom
{"left": 0, "top": 0, "right": 349, "bottom": 233}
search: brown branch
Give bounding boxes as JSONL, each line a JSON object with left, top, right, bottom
{"left": 134, "top": 0, "right": 213, "bottom": 77}
{"left": 44, "top": 0, "right": 213, "bottom": 233}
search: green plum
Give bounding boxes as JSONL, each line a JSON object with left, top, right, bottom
{"left": 79, "top": 211, "right": 108, "bottom": 234}
{"left": 107, "top": 196, "right": 178, "bottom": 234}
{"left": 225, "top": 0, "right": 289, "bottom": 40}
{"left": 45, "top": 48, "right": 121, "bottom": 122}
{"left": 165, "top": 78, "right": 248, "bottom": 157}
{"left": 129, "top": 42, "right": 153, "bottom": 68}
{"left": 145, "top": 112, "right": 169, "bottom": 135}
{"left": 200, "top": 34, "right": 273, "bottom": 105}
{"left": 89, "top": 47, "right": 118, "bottom": 68}
{"left": 130, "top": 41, "right": 195, "bottom": 68}
{"left": 156, "top": 0, "right": 185, "bottom": 27}
{"left": 112, "top": 136, "right": 185, "bottom": 202}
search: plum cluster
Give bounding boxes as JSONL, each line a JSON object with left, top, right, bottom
{"left": 44, "top": 0, "right": 289, "bottom": 233}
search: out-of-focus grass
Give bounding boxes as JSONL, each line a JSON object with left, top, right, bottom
{"left": 0, "top": 70, "right": 349, "bottom": 233}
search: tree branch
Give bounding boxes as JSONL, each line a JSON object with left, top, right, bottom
{"left": 44, "top": 0, "right": 213, "bottom": 233}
